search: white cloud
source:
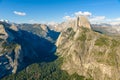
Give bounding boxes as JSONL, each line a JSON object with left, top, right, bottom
{"left": 90, "top": 16, "right": 106, "bottom": 21}
{"left": 63, "top": 11, "right": 92, "bottom": 21}
{"left": 114, "top": 18, "right": 120, "bottom": 21}
{"left": 62, "top": 11, "right": 120, "bottom": 25}
{"left": 75, "top": 11, "right": 92, "bottom": 17}
{"left": 109, "top": 21, "right": 120, "bottom": 25}
{"left": 105, "top": 19, "right": 112, "bottom": 22}
{"left": 108, "top": 18, "right": 120, "bottom": 25}
{"left": 63, "top": 15, "right": 106, "bottom": 24}
{"left": 63, "top": 16, "right": 75, "bottom": 20}
{"left": 13, "top": 11, "right": 26, "bottom": 16}
{"left": 0, "top": 19, "right": 9, "bottom": 23}
{"left": 103, "top": 18, "right": 120, "bottom": 25}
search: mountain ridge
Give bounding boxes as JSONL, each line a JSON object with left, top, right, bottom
{"left": 56, "top": 17, "right": 120, "bottom": 80}
{"left": 0, "top": 22, "right": 59, "bottom": 78}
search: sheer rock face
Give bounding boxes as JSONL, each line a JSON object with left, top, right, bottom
{"left": 56, "top": 24, "right": 120, "bottom": 80}
{"left": 54, "top": 20, "right": 77, "bottom": 32}
{"left": 0, "top": 24, "right": 23, "bottom": 78}
{"left": 0, "top": 25, "right": 8, "bottom": 40}
{"left": 10, "top": 24, "right": 18, "bottom": 31}
{"left": 40, "top": 24, "right": 48, "bottom": 32}
{"left": 12, "top": 45, "right": 22, "bottom": 74}
{"left": 53, "top": 16, "right": 91, "bottom": 32}
{"left": 77, "top": 16, "right": 91, "bottom": 29}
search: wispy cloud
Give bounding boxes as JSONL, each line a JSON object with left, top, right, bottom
{"left": 75, "top": 11, "right": 92, "bottom": 17}
{"left": 114, "top": 18, "right": 120, "bottom": 21}
{"left": 63, "top": 11, "right": 107, "bottom": 24}
{"left": 13, "top": 11, "right": 26, "bottom": 16}
{"left": 106, "top": 18, "right": 120, "bottom": 25}
{"left": 90, "top": 16, "right": 106, "bottom": 22}
{"left": 63, "top": 11, "right": 92, "bottom": 21}
{"left": 63, "top": 11, "right": 92, "bottom": 20}
{"left": 109, "top": 22, "right": 120, "bottom": 25}
{"left": 63, "top": 16, "right": 75, "bottom": 20}
{"left": 63, "top": 11, "right": 120, "bottom": 25}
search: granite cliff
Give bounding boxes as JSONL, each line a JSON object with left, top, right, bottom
{"left": 56, "top": 16, "right": 120, "bottom": 80}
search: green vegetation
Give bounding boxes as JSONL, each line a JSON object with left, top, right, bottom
{"left": 95, "top": 51, "right": 105, "bottom": 63}
{"left": 1, "top": 41, "right": 18, "bottom": 54}
{"left": 66, "top": 27, "right": 73, "bottom": 32}
{"left": 76, "top": 27, "right": 90, "bottom": 41}
{"left": 95, "top": 37, "right": 109, "bottom": 46}
{"left": 69, "top": 31, "right": 75, "bottom": 38}
{"left": 77, "top": 33, "right": 86, "bottom": 41}
{"left": 67, "top": 27, "right": 75, "bottom": 39}
{"left": 2, "top": 58, "right": 93, "bottom": 80}
{"left": 111, "top": 39, "right": 119, "bottom": 48}
{"left": 2, "top": 42, "right": 17, "bottom": 49}
{"left": 107, "top": 50, "right": 116, "bottom": 66}
{"left": 0, "top": 38, "right": 4, "bottom": 42}
{"left": 81, "top": 27, "right": 90, "bottom": 32}
{"left": 70, "top": 73, "right": 85, "bottom": 80}
{"left": 96, "top": 51, "right": 104, "bottom": 56}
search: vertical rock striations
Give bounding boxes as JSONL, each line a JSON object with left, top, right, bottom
{"left": 77, "top": 16, "right": 91, "bottom": 29}
{"left": 56, "top": 16, "right": 120, "bottom": 80}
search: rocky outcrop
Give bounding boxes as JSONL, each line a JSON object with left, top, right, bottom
{"left": 0, "top": 24, "right": 22, "bottom": 78}
{"left": 12, "top": 44, "right": 22, "bottom": 73}
{"left": 17, "top": 23, "right": 59, "bottom": 42}
{"left": 0, "top": 44, "right": 22, "bottom": 77}
{"left": 56, "top": 26, "right": 120, "bottom": 80}
{"left": 53, "top": 16, "right": 91, "bottom": 32}
{"left": 10, "top": 24, "right": 18, "bottom": 31}
{"left": 0, "top": 25, "right": 8, "bottom": 40}
{"left": 77, "top": 16, "right": 91, "bottom": 29}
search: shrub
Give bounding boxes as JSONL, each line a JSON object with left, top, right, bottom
{"left": 95, "top": 37, "right": 109, "bottom": 46}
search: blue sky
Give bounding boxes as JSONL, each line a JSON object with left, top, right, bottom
{"left": 0, "top": 0, "right": 120, "bottom": 24}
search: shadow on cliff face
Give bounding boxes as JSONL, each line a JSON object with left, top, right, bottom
{"left": 18, "top": 30, "right": 58, "bottom": 69}
{"left": 1, "top": 26, "right": 60, "bottom": 78}
{"left": 46, "top": 26, "right": 60, "bottom": 41}
{"left": 9, "top": 28, "right": 59, "bottom": 69}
